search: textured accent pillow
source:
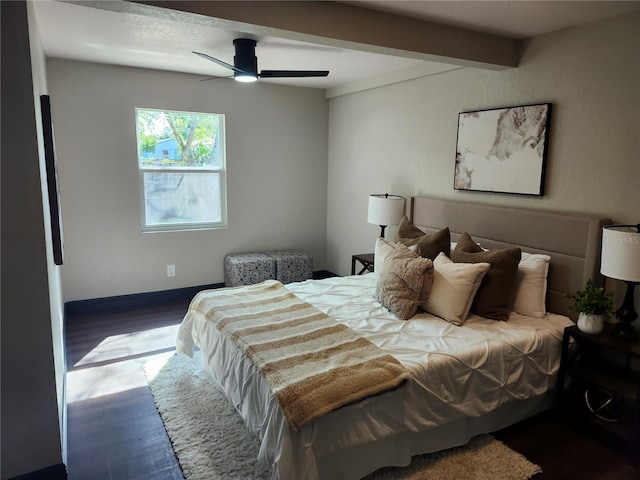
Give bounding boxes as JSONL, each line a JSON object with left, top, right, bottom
{"left": 396, "top": 216, "right": 450, "bottom": 260}
{"left": 374, "top": 237, "right": 417, "bottom": 279}
{"left": 421, "top": 253, "right": 490, "bottom": 325}
{"left": 376, "top": 244, "right": 434, "bottom": 320}
{"left": 451, "top": 233, "right": 522, "bottom": 321}
{"left": 512, "top": 252, "right": 551, "bottom": 317}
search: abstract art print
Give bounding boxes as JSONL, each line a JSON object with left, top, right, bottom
{"left": 454, "top": 103, "right": 551, "bottom": 196}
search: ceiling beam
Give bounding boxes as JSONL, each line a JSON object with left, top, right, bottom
{"left": 74, "top": 0, "right": 520, "bottom": 70}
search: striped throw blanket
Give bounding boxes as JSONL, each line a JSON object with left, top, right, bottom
{"left": 189, "top": 280, "right": 410, "bottom": 431}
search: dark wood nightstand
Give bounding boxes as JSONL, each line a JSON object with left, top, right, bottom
{"left": 351, "top": 253, "right": 374, "bottom": 275}
{"left": 557, "top": 323, "right": 640, "bottom": 465}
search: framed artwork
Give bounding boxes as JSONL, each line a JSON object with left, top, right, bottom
{"left": 454, "top": 103, "right": 551, "bottom": 196}
{"left": 40, "top": 95, "right": 64, "bottom": 265}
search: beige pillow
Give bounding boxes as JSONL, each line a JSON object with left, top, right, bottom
{"left": 396, "top": 216, "right": 450, "bottom": 260}
{"left": 421, "top": 253, "right": 490, "bottom": 325}
{"left": 513, "top": 252, "right": 551, "bottom": 317}
{"left": 451, "top": 232, "right": 521, "bottom": 321}
{"left": 374, "top": 237, "right": 417, "bottom": 279}
{"left": 376, "top": 244, "right": 434, "bottom": 320}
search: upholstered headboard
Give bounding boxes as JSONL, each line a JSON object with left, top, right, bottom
{"left": 409, "top": 196, "right": 612, "bottom": 317}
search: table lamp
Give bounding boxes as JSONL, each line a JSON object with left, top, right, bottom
{"left": 600, "top": 224, "right": 640, "bottom": 339}
{"left": 367, "top": 194, "right": 405, "bottom": 238}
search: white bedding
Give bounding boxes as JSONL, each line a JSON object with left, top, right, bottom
{"left": 177, "top": 274, "right": 572, "bottom": 480}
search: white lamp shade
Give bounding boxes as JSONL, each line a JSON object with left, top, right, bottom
{"left": 600, "top": 225, "right": 640, "bottom": 282}
{"left": 367, "top": 194, "right": 405, "bottom": 227}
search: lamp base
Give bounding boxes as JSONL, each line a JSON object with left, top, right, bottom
{"left": 611, "top": 321, "right": 636, "bottom": 340}
{"left": 610, "top": 281, "right": 638, "bottom": 341}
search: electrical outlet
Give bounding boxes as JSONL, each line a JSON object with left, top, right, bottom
{"left": 167, "top": 264, "right": 175, "bottom": 277}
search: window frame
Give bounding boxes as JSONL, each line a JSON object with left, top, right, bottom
{"left": 135, "top": 107, "right": 227, "bottom": 233}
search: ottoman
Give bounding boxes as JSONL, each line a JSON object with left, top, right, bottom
{"left": 223, "top": 252, "right": 276, "bottom": 287}
{"left": 268, "top": 250, "right": 313, "bottom": 284}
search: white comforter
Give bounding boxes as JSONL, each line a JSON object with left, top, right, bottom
{"left": 177, "top": 274, "right": 572, "bottom": 480}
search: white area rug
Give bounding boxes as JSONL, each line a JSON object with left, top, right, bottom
{"left": 145, "top": 352, "right": 542, "bottom": 480}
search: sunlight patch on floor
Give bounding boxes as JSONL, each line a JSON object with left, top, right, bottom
{"left": 67, "top": 350, "right": 175, "bottom": 403}
{"left": 67, "top": 323, "right": 182, "bottom": 404}
{"left": 74, "top": 324, "right": 180, "bottom": 367}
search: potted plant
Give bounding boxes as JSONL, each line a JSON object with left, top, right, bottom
{"left": 567, "top": 279, "right": 614, "bottom": 334}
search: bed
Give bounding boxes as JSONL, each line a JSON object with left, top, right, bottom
{"left": 176, "top": 196, "right": 611, "bottom": 480}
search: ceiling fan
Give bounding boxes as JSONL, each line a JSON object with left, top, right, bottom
{"left": 193, "top": 38, "right": 330, "bottom": 83}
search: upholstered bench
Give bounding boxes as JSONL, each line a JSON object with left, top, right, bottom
{"left": 224, "top": 252, "right": 275, "bottom": 287}
{"left": 269, "top": 250, "right": 314, "bottom": 284}
{"left": 224, "top": 250, "right": 313, "bottom": 287}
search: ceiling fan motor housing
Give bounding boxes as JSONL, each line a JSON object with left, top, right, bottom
{"left": 233, "top": 38, "right": 258, "bottom": 76}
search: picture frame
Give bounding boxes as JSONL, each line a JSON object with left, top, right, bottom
{"left": 40, "top": 95, "right": 64, "bottom": 265}
{"left": 454, "top": 103, "right": 551, "bottom": 196}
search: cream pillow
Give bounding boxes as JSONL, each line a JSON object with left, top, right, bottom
{"left": 512, "top": 252, "right": 551, "bottom": 318}
{"left": 421, "top": 252, "right": 490, "bottom": 325}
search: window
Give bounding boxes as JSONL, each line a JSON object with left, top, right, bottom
{"left": 135, "top": 108, "right": 226, "bottom": 232}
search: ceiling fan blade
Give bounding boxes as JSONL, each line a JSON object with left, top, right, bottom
{"left": 259, "top": 70, "right": 329, "bottom": 78}
{"left": 193, "top": 51, "right": 242, "bottom": 73}
{"left": 199, "top": 75, "right": 233, "bottom": 82}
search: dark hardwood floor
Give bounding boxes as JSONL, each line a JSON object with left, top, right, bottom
{"left": 65, "top": 299, "right": 640, "bottom": 480}
{"left": 65, "top": 301, "right": 188, "bottom": 480}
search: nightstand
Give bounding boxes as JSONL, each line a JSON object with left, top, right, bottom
{"left": 557, "top": 323, "right": 640, "bottom": 464}
{"left": 351, "top": 253, "right": 374, "bottom": 275}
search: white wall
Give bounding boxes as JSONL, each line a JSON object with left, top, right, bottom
{"left": 48, "top": 60, "right": 329, "bottom": 302}
{"left": 1, "top": 1, "right": 65, "bottom": 477}
{"left": 327, "top": 12, "right": 639, "bottom": 281}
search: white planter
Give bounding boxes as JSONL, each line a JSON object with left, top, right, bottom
{"left": 577, "top": 313, "right": 605, "bottom": 335}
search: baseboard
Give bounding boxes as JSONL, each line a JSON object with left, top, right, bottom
{"left": 64, "top": 271, "right": 339, "bottom": 317}
{"left": 9, "top": 463, "right": 67, "bottom": 480}
{"left": 64, "top": 283, "right": 223, "bottom": 316}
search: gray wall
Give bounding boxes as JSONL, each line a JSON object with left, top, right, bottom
{"left": 1, "top": 1, "right": 65, "bottom": 477}
{"left": 47, "top": 60, "right": 329, "bottom": 302}
{"left": 326, "top": 12, "right": 639, "bottom": 323}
